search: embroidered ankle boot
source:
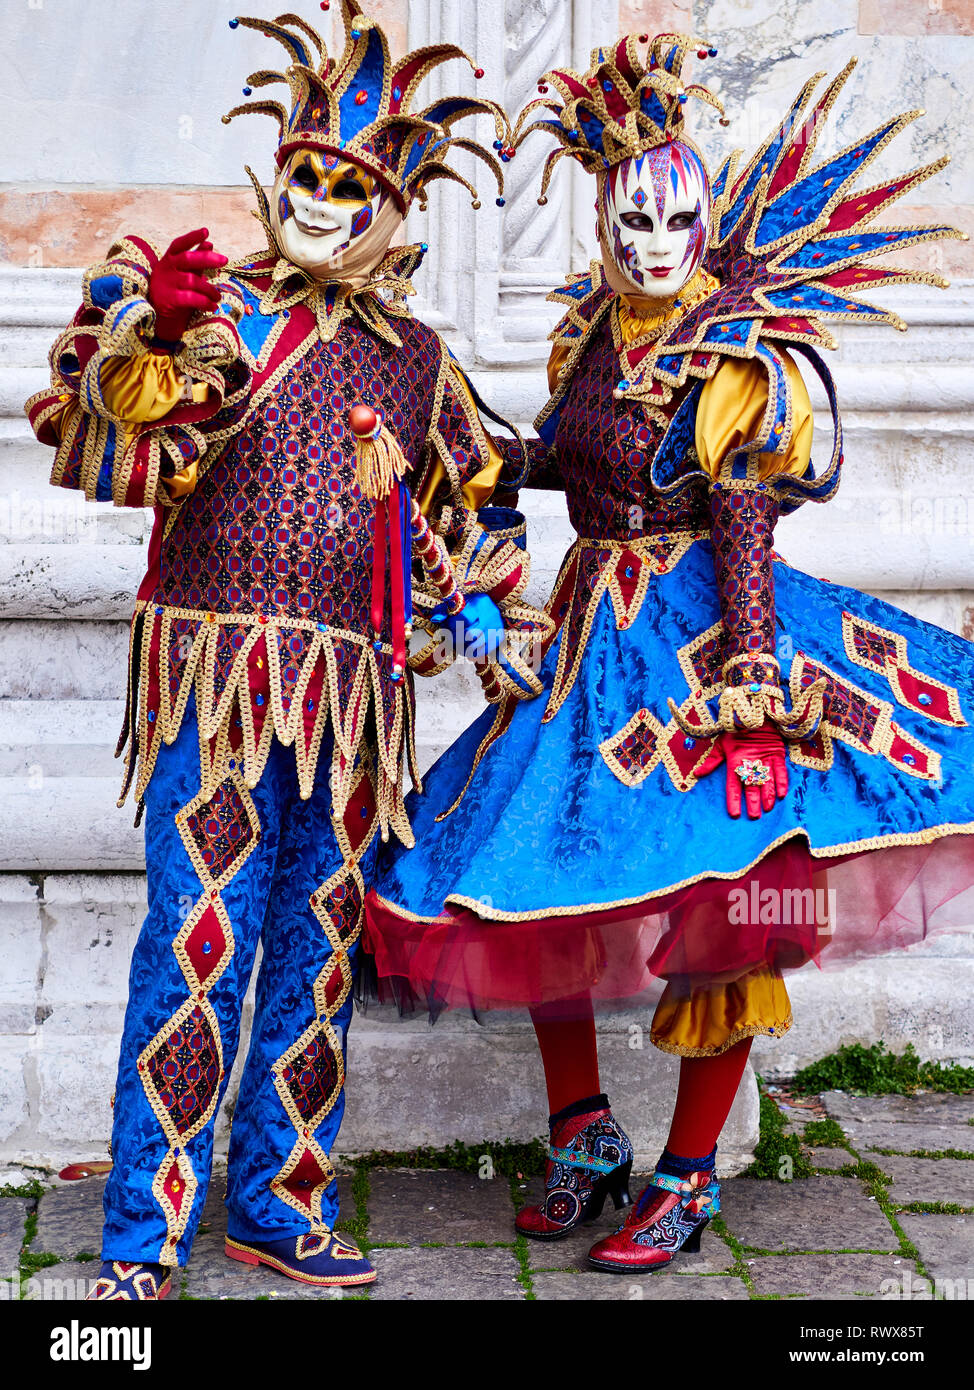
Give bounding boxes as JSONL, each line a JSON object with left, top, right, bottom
{"left": 225, "top": 1229, "right": 376, "bottom": 1287}
{"left": 587, "top": 1146, "right": 720, "bottom": 1273}
{"left": 516, "top": 1093, "right": 633, "bottom": 1240}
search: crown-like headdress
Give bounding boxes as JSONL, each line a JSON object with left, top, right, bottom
{"left": 514, "top": 32, "right": 725, "bottom": 203}
{"left": 223, "top": 2, "right": 512, "bottom": 210}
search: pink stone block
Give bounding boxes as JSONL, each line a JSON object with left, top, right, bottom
{"left": 859, "top": 0, "right": 974, "bottom": 36}
{"left": 884, "top": 203, "right": 974, "bottom": 277}
{"left": 0, "top": 189, "right": 268, "bottom": 268}
{"left": 619, "top": 2, "right": 698, "bottom": 38}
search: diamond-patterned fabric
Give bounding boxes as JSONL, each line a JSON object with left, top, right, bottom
{"left": 280, "top": 1030, "right": 341, "bottom": 1126}
{"left": 554, "top": 316, "right": 709, "bottom": 541}
{"left": 182, "top": 780, "right": 256, "bottom": 883}
{"left": 143, "top": 1006, "right": 221, "bottom": 1137}
{"left": 157, "top": 317, "right": 438, "bottom": 631}
{"left": 797, "top": 659, "right": 881, "bottom": 746}
{"left": 710, "top": 484, "right": 780, "bottom": 682}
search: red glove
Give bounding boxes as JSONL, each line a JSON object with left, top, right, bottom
{"left": 696, "top": 720, "right": 789, "bottom": 820}
{"left": 148, "top": 228, "right": 227, "bottom": 345}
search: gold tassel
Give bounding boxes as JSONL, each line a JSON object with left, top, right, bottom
{"left": 348, "top": 404, "right": 409, "bottom": 500}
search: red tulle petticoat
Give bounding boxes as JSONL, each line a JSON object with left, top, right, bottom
{"left": 364, "top": 834, "right": 974, "bottom": 1019}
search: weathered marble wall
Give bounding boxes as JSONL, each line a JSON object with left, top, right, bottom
{"left": 1, "top": 1, "right": 972, "bottom": 1171}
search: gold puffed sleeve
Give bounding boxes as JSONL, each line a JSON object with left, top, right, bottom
{"left": 99, "top": 356, "right": 209, "bottom": 499}
{"left": 99, "top": 355, "right": 204, "bottom": 425}
{"left": 695, "top": 351, "right": 813, "bottom": 482}
{"left": 547, "top": 342, "right": 571, "bottom": 395}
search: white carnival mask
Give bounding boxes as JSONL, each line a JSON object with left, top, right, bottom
{"left": 270, "top": 147, "right": 398, "bottom": 279}
{"left": 602, "top": 142, "right": 711, "bottom": 299}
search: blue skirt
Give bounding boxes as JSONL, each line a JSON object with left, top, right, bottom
{"left": 365, "top": 538, "right": 974, "bottom": 1009}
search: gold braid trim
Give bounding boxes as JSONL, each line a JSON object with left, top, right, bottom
{"left": 374, "top": 817, "right": 974, "bottom": 925}
{"left": 668, "top": 677, "right": 826, "bottom": 741}
{"left": 544, "top": 533, "right": 707, "bottom": 724}
{"left": 650, "top": 1015, "right": 794, "bottom": 1058}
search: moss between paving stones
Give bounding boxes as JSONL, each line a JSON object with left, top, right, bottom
{"left": 869, "top": 1146, "right": 974, "bottom": 1160}
{"left": 350, "top": 1137, "right": 547, "bottom": 1179}
{"left": 0, "top": 1179, "right": 45, "bottom": 1201}
{"left": 708, "top": 1214, "right": 755, "bottom": 1293}
{"left": 898, "top": 1202, "right": 974, "bottom": 1215}
{"left": 743, "top": 1093, "right": 813, "bottom": 1180}
{"left": 801, "top": 1118, "right": 851, "bottom": 1149}
{"left": 792, "top": 1042, "right": 974, "bottom": 1096}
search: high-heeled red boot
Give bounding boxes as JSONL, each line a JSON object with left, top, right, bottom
{"left": 516, "top": 1094, "right": 633, "bottom": 1241}
{"left": 587, "top": 1147, "right": 719, "bottom": 1272}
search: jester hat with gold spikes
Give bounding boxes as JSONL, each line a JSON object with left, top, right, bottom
{"left": 514, "top": 32, "right": 724, "bottom": 203}
{"left": 223, "top": 2, "right": 511, "bottom": 211}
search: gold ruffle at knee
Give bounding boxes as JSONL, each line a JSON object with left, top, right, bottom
{"left": 650, "top": 964, "right": 793, "bottom": 1057}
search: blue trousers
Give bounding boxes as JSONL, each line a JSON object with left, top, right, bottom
{"left": 102, "top": 711, "right": 377, "bottom": 1265}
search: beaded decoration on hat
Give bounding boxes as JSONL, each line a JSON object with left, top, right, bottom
{"left": 223, "top": 1, "right": 510, "bottom": 211}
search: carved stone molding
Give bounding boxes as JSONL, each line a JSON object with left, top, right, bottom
{"left": 404, "top": 0, "right": 617, "bottom": 368}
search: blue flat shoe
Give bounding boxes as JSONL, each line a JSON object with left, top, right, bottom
{"left": 86, "top": 1261, "right": 173, "bottom": 1300}
{"left": 225, "top": 1230, "right": 376, "bottom": 1287}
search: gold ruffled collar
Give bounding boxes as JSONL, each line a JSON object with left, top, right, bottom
{"left": 615, "top": 268, "right": 721, "bottom": 346}
{"left": 231, "top": 244, "right": 423, "bottom": 347}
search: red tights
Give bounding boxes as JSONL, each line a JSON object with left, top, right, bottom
{"left": 531, "top": 1002, "right": 752, "bottom": 1153}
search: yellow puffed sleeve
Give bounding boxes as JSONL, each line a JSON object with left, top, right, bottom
{"left": 100, "top": 355, "right": 199, "bottom": 426}
{"left": 98, "top": 356, "right": 209, "bottom": 499}
{"left": 547, "top": 342, "right": 571, "bottom": 395}
{"left": 695, "top": 351, "right": 813, "bottom": 482}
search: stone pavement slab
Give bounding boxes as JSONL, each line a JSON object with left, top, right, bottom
{"left": 531, "top": 1271, "right": 748, "bottom": 1300}
{"left": 0, "top": 1198, "right": 30, "bottom": 1274}
{"left": 367, "top": 1169, "right": 515, "bottom": 1245}
{"left": 822, "top": 1092, "right": 974, "bottom": 1126}
{"left": 33, "top": 1176, "right": 107, "bottom": 1259}
{"left": 721, "top": 1176, "right": 899, "bottom": 1253}
{"left": 369, "top": 1246, "right": 523, "bottom": 1300}
{"left": 746, "top": 1252, "right": 913, "bottom": 1298}
{"left": 808, "top": 1147, "right": 855, "bottom": 1169}
{"left": 896, "top": 1214, "right": 974, "bottom": 1288}
{"left": 21, "top": 1259, "right": 98, "bottom": 1301}
{"left": 838, "top": 1120, "right": 974, "bottom": 1155}
{"left": 878, "top": 1155, "right": 974, "bottom": 1207}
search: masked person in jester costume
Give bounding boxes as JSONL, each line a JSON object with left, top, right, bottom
{"left": 364, "top": 32, "right": 974, "bottom": 1272}
{"left": 25, "top": 2, "right": 550, "bottom": 1298}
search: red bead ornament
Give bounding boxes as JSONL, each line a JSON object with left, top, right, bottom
{"left": 698, "top": 48, "right": 709, "bottom": 59}
{"left": 639, "top": 34, "right": 648, "bottom": 42}
{"left": 355, "top": 90, "right": 368, "bottom": 105}
{"left": 587, "top": 76, "right": 598, "bottom": 87}
{"left": 538, "top": 83, "right": 548, "bottom": 93}
{"left": 474, "top": 68, "right": 484, "bottom": 78}
{"left": 320, "top": 1, "right": 329, "bottom": 8}
{"left": 349, "top": 404, "right": 379, "bottom": 438}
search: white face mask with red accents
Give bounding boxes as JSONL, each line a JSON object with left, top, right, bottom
{"left": 602, "top": 143, "right": 711, "bottom": 300}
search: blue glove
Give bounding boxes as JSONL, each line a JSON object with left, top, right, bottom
{"left": 431, "top": 591, "right": 504, "bottom": 662}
